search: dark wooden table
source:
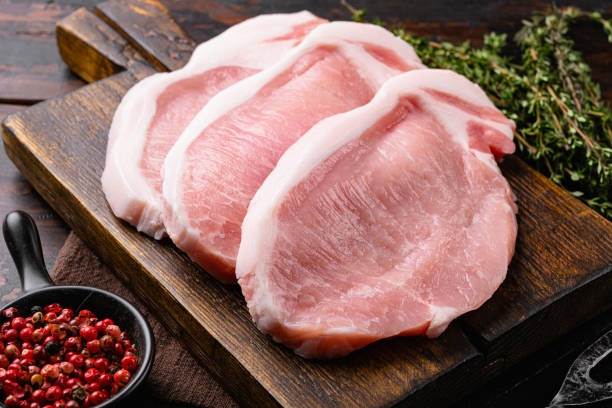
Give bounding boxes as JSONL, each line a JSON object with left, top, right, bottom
{"left": 1, "top": 1, "right": 611, "bottom": 406}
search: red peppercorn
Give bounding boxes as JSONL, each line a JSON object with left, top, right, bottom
{"left": 56, "top": 313, "right": 71, "bottom": 325}
{"left": 93, "top": 322, "right": 105, "bottom": 336}
{"left": 83, "top": 368, "right": 99, "bottom": 384}
{"left": 96, "top": 372, "right": 111, "bottom": 388}
{"left": 111, "top": 343, "right": 123, "bottom": 356}
{"left": 83, "top": 359, "right": 95, "bottom": 370}
{"left": 5, "top": 329, "right": 18, "bottom": 342}
{"left": 6, "top": 368, "right": 18, "bottom": 381}
{"left": 56, "top": 373, "right": 69, "bottom": 389}
{"left": 5, "top": 395, "right": 20, "bottom": 408}
{"left": 40, "top": 364, "right": 59, "bottom": 381}
{"left": 20, "top": 349, "right": 34, "bottom": 361}
{"left": 45, "top": 386, "right": 61, "bottom": 401}
{"left": 40, "top": 380, "right": 51, "bottom": 391}
{"left": 17, "top": 370, "right": 30, "bottom": 384}
{"left": 113, "top": 369, "right": 130, "bottom": 386}
{"left": 0, "top": 354, "right": 10, "bottom": 368}
{"left": 58, "top": 362, "right": 74, "bottom": 375}
{"left": 98, "top": 336, "right": 113, "bottom": 353}
{"left": 53, "top": 401, "right": 65, "bottom": 408}
{"left": 104, "top": 325, "right": 120, "bottom": 341}
{"left": 89, "top": 390, "right": 107, "bottom": 405}
{"left": 43, "top": 304, "right": 61, "bottom": 314}
{"left": 63, "top": 337, "right": 81, "bottom": 352}
{"left": 18, "top": 328, "right": 33, "bottom": 343}
{"left": 58, "top": 325, "right": 70, "bottom": 341}
{"left": 85, "top": 382, "right": 99, "bottom": 393}
{"left": 47, "top": 355, "right": 62, "bottom": 364}
{"left": 21, "top": 341, "right": 33, "bottom": 350}
{"left": 78, "top": 327, "right": 96, "bottom": 342}
{"left": 3, "top": 308, "right": 19, "bottom": 320}
{"left": 108, "top": 383, "right": 119, "bottom": 396}
{"left": 71, "top": 369, "right": 82, "bottom": 380}
{"left": 29, "top": 402, "right": 41, "bottom": 408}
{"left": 65, "top": 401, "right": 79, "bottom": 408}
{"left": 43, "top": 313, "right": 57, "bottom": 324}
{"left": 32, "top": 345, "right": 46, "bottom": 361}
{"left": 92, "top": 358, "right": 107, "bottom": 373}
{"left": 31, "top": 329, "right": 44, "bottom": 344}
{"left": 5, "top": 343, "right": 20, "bottom": 359}
{"left": 120, "top": 355, "right": 137, "bottom": 371}
{"left": 85, "top": 340, "right": 99, "bottom": 355}
{"left": 3, "top": 378, "right": 19, "bottom": 394}
{"left": 11, "top": 318, "right": 26, "bottom": 332}
{"left": 67, "top": 354, "right": 83, "bottom": 369}
{"left": 77, "top": 311, "right": 94, "bottom": 319}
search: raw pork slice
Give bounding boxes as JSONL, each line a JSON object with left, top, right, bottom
{"left": 102, "top": 11, "right": 325, "bottom": 239}
{"left": 162, "top": 21, "right": 425, "bottom": 283}
{"left": 237, "top": 69, "right": 517, "bottom": 358}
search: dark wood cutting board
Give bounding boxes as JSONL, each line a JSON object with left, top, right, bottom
{"left": 2, "top": 1, "right": 612, "bottom": 406}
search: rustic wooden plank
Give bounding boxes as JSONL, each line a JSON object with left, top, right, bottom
{"left": 0, "top": 0, "right": 102, "bottom": 102}
{"left": 1, "top": 72, "right": 482, "bottom": 408}
{"left": 454, "top": 305, "right": 612, "bottom": 407}
{"left": 56, "top": 7, "right": 152, "bottom": 83}
{"left": 0, "top": 104, "right": 22, "bottom": 122}
{"left": 0, "top": 104, "right": 69, "bottom": 303}
{"left": 460, "top": 157, "right": 612, "bottom": 373}
{"left": 94, "top": 0, "right": 196, "bottom": 72}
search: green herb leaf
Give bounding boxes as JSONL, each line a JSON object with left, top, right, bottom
{"left": 345, "top": 4, "right": 612, "bottom": 220}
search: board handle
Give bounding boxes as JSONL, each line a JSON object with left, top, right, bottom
{"left": 2, "top": 211, "right": 54, "bottom": 292}
{"left": 94, "top": 0, "right": 196, "bottom": 72}
{"left": 56, "top": 7, "right": 154, "bottom": 83}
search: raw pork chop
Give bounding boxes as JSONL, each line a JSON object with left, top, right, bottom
{"left": 102, "top": 11, "right": 325, "bottom": 239}
{"left": 162, "top": 21, "right": 425, "bottom": 283}
{"left": 237, "top": 69, "right": 517, "bottom": 358}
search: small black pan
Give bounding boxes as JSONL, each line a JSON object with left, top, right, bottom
{"left": 1, "top": 210, "right": 154, "bottom": 406}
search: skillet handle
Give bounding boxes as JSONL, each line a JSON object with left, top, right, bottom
{"left": 3, "top": 211, "right": 54, "bottom": 292}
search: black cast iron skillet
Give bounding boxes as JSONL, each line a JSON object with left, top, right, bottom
{"left": 1, "top": 210, "right": 154, "bottom": 406}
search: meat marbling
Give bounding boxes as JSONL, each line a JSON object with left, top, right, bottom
{"left": 101, "top": 11, "right": 325, "bottom": 239}
{"left": 237, "top": 69, "right": 517, "bottom": 358}
{"left": 162, "top": 21, "right": 425, "bottom": 282}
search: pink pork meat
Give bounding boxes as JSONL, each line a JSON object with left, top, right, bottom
{"left": 101, "top": 12, "right": 325, "bottom": 239}
{"left": 162, "top": 21, "right": 425, "bottom": 283}
{"left": 237, "top": 69, "right": 517, "bottom": 358}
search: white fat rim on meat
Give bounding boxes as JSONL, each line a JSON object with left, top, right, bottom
{"left": 237, "top": 69, "right": 516, "bottom": 337}
{"left": 101, "top": 11, "right": 320, "bottom": 239}
{"left": 162, "top": 21, "right": 425, "bottom": 252}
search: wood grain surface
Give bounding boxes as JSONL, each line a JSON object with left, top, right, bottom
{"left": 94, "top": 0, "right": 196, "bottom": 71}
{"left": 2, "top": 0, "right": 612, "bottom": 407}
{"left": 56, "top": 8, "right": 153, "bottom": 83}
{"left": 0, "top": 104, "right": 70, "bottom": 304}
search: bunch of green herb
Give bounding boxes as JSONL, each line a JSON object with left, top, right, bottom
{"left": 344, "top": 2, "right": 612, "bottom": 219}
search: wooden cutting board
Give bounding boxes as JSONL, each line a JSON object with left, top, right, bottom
{"left": 2, "top": 1, "right": 612, "bottom": 406}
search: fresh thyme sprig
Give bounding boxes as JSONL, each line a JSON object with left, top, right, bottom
{"left": 346, "top": 4, "right": 612, "bottom": 219}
